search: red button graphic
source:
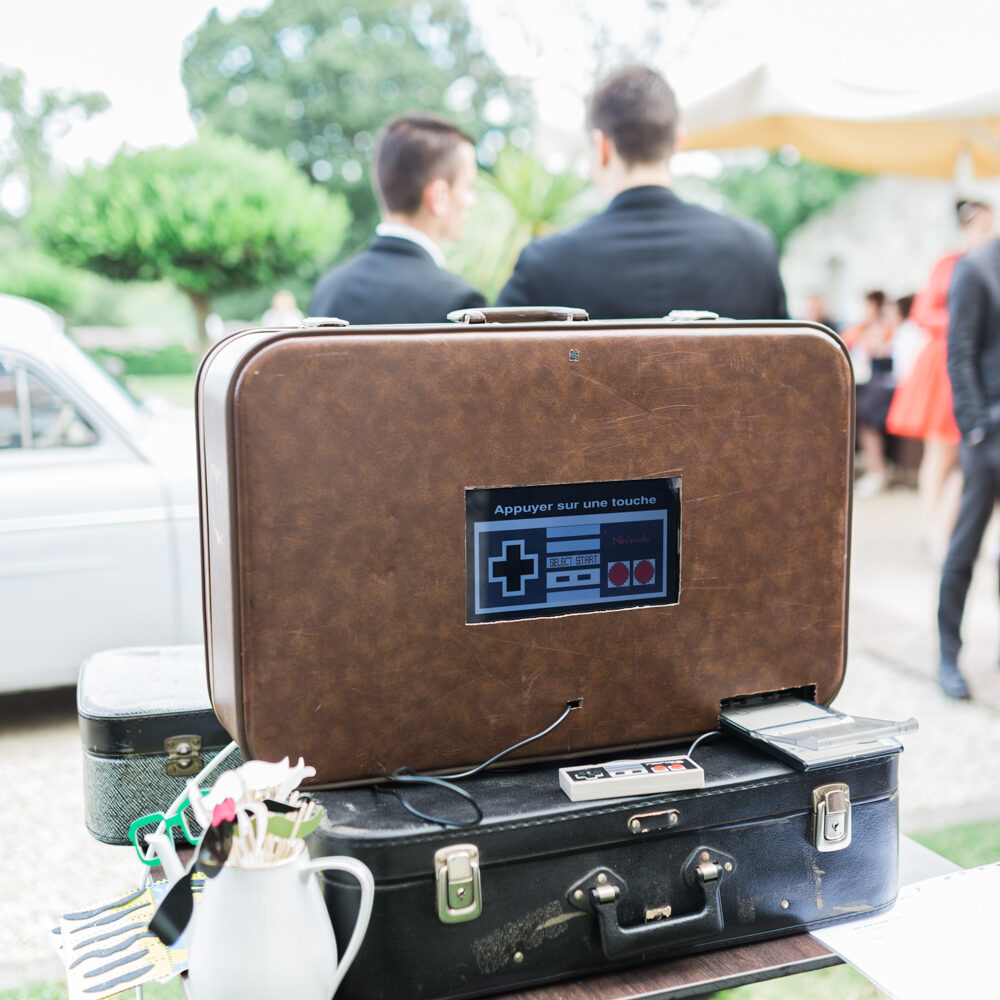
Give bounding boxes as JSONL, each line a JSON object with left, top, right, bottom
{"left": 634, "top": 560, "right": 655, "bottom": 585}
{"left": 608, "top": 562, "right": 630, "bottom": 587}
{"left": 651, "top": 763, "right": 667, "bottom": 772}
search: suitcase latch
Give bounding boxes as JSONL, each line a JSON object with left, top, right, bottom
{"left": 164, "top": 735, "right": 204, "bottom": 777}
{"left": 435, "top": 844, "right": 482, "bottom": 923}
{"left": 812, "top": 782, "right": 852, "bottom": 852}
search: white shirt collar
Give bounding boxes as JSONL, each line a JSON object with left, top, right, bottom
{"left": 375, "top": 222, "right": 446, "bottom": 268}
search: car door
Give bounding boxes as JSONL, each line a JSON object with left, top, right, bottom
{"left": 0, "top": 353, "right": 180, "bottom": 692}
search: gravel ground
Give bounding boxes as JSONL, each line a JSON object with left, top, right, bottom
{"left": 0, "top": 688, "right": 144, "bottom": 987}
{"left": 2, "top": 486, "right": 999, "bottom": 986}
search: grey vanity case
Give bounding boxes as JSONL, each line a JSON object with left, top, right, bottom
{"left": 311, "top": 736, "right": 900, "bottom": 1000}
{"left": 78, "top": 645, "right": 242, "bottom": 845}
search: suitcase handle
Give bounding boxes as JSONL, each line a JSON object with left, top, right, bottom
{"left": 447, "top": 306, "right": 589, "bottom": 324}
{"left": 566, "top": 845, "right": 735, "bottom": 960}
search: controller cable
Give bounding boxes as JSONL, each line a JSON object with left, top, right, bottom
{"left": 687, "top": 729, "right": 723, "bottom": 758}
{"left": 377, "top": 701, "right": 580, "bottom": 828}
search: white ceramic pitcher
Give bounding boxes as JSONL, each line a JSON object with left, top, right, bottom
{"left": 186, "top": 843, "right": 374, "bottom": 1000}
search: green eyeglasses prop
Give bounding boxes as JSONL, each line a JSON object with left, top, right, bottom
{"left": 128, "top": 792, "right": 208, "bottom": 866}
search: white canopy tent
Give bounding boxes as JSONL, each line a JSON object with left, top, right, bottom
{"left": 680, "top": 60, "right": 1000, "bottom": 178}
{"left": 671, "top": 0, "right": 1000, "bottom": 179}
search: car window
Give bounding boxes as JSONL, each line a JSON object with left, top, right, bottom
{"left": 0, "top": 362, "right": 19, "bottom": 448}
{"left": 0, "top": 360, "right": 98, "bottom": 449}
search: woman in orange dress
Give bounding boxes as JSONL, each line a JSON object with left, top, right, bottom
{"left": 886, "top": 253, "right": 961, "bottom": 442}
{"left": 886, "top": 200, "right": 995, "bottom": 559}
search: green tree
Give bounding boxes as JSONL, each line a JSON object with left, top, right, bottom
{"left": 34, "top": 132, "right": 349, "bottom": 345}
{"left": 0, "top": 64, "right": 109, "bottom": 220}
{"left": 0, "top": 236, "right": 91, "bottom": 313}
{"left": 0, "top": 65, "right": 111, "bottom": 315}
{"left": 681, "top": 153, "right": 864, "bottom": 255}
{"left": 181, "top": 0, "right": 531, "bottom": 254}
{"left": 448, "top": 148, "right": 597, "bottom": 301}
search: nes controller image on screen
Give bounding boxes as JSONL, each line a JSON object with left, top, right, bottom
{"left": 466, "top": 477, "right": 680, "bottom": 623}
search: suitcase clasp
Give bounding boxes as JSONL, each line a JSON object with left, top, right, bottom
{"left": 435, "top": 844, "right": 482, "bottom": 923}
{"left": 812, "top": 782, "right": 852, "bottom": 851}
{"left": 164, "top": 735, "right": 204, "bottom": 777}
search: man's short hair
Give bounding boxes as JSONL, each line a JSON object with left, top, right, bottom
{"left": 374, "top": 113, "right": 475, "bottom": 215}
{"left": 588, "top": 66, "right": 679, "bottom": 165}
{"left": 956, "top": 199, "right": 990, "bottom": 227}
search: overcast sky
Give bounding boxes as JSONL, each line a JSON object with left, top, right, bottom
{"left": 0, "top": 0, "right": 259, "bottom": 167}
{"left": 0, "top": 0, "right": 994, "bottom": 173}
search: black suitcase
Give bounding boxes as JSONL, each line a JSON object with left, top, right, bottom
{"left": 78, "top": 645, "right": 242, "bottom": 846}
{"left": 311, "top": 734, "right": 899, "bottom": 1000}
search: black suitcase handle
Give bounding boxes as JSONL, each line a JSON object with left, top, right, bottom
{"left": 447, "top": 305, "right": 589, "bottom": 324}
{"left": 566, "top": 846, "right": 735, "bottom": 960}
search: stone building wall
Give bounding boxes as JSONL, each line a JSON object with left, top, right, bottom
{"left": 781, "top": 175, "right": 1000, "bottom": 328}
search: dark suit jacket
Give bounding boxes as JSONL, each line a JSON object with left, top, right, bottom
{"left": 496, "top": 186, "right": 788, "bottom": 320}
{"left": 947, "top": 237, "right": 1000, "bottom": 436}
{"left": 309, "top": 235, "right": 485, "bottom": 325}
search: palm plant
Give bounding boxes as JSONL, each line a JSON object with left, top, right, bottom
{"left": 448, "top": 147, "right": 599, "bottom": 302}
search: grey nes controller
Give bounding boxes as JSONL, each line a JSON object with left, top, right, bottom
{"left": 558, "top": 755, "right": 705, "bottom": 802}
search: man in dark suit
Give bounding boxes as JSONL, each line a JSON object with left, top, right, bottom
{"left": 310, "top": 113, "right": 485, "bottom": 324}
{"left": 938, "top": 208, "right": 1000, "bottom": 698}
{"left": 496, "top": 66, "right": 787, "bottom": 320}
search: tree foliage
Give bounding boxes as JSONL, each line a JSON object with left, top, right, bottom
{"left": 0, "top": 65, "right": 109, "bottom": 220}
{"left": 34, "top": 132, "right": 349, "bottom": 342}
{"left": 181, "top": 0, "right": 531, "bottom": 253}
{"left": 682, "top": 153, "right": 865, "bottom": 255}
{"left": 448, "top": 148, "right": 597, "bottom": 301}
{"left": 0, "top": 238, "right": 92, "bottom": 314}
{"left": 0, "top": 64, "right": 110, "bottom": 315}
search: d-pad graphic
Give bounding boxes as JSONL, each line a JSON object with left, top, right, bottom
{"left": 488, "top": 539, "right": 539, "bottom": 597}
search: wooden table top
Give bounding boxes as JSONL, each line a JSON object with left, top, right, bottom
{"left": 487, "top": 932, "right": 837, "bottom": 1000}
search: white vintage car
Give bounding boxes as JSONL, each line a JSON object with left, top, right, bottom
{"left": 0, "top": 293, "right": 202, "bottom": 692}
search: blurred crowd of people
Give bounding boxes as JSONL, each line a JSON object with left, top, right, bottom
{"left": 812, "top": 200, "right": 996, "bottom": 557}
{"left": 810, "top": 199, "right": 999, "bottom": 699}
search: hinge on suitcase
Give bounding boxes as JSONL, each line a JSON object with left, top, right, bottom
{"left": 164, "top": 735, "right": 204, "bottom": 777}
{"left": 434, "top": 844, "right": 482, "bottom": 923}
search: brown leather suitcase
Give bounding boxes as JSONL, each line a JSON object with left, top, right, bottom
{"left": 196, "top": 308, "right": 853, "bottom": 786}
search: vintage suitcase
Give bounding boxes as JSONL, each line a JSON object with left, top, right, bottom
{"left": 196, "top": 309, "right": 855, "bottom": 786}
{"left": 311, "top": 733, "right": 900, "bottom": 1000}
{"left": 78, "top": 644, "right": 242, "bottom": 845}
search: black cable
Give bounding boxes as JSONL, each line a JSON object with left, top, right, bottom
{"left": 377, "top": 701, "right": 580, "bottom": 828}
{"left": 437, "top": 700, "right": 578, "bottom": 780}
{"left": 379, "top": 770, "right": 484, "bottom": 828}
